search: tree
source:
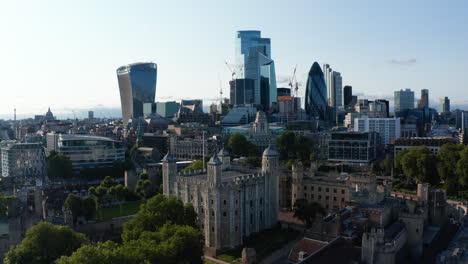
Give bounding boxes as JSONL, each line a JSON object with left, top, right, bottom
{"left": 56, "top": 241, "right": 126, "bottom": 264}
{"left": 47, "top": 152, "right": 73, "bottom": 179}
{"left": 456, "top": 146, "right": 468, "bottom": 187}
{"left": 57, "top": 195, "right": 203, "bottom": 264}
{"left": 57, "top": 224, "right": 203, "bottom": 264}
{"left": 438, "top": 144, "right": 464, "bottom": 182}
{"left": 109, "top": 184, "right": 128, "bottom": 215}
{"left": 242, "top": 156, "right": 261, "bottom": 168}
{"left": 294, "top": 135, "right": 311, "bottom": 162}
{"left": 399, "top": 147, "right": 440, "bottom": 185}
{"left": 101, "top": 176, "right": 119, "bottom": 189}
{"left": 276, "top": 131, "right": 312, "bottom": 162}
{"left": 122, "top": 194, "right": 198, "bottom": 242}
{"left": 293, "top": 199, "right": 326, "bottom": 228}
{"left": 81, "top": 196, "right": 97, "bottom": 220}
{"left": 380, "top": 153, "right": 393, "bottom": 175}
{"left": 64, "top": 194, "right": 83, "bottom": 225}
{"left": 64, "top": 194, "right": 97, "bottom": 225}
{"left": 276, "top": 131, "right": 296, "bottom": 160}
{"left": 228, "top": 133, "right": 256, "bottom": 157}
{"left": 4, "top": 222, "right": 87, "bottom": 264}
{"left": 394, "top": 148, "right": 409, "bottom": 175}
{"left": 0, "top": 193, "right": 12, "bottom": 218}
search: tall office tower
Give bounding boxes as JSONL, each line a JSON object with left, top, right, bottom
{"left": 343, "top": 85, "right": 353, "bottom": 106}
{"left": 354, "top": 117, "right": 401, "bottom": 146}
{"left": 440, "top": 97, "right": 450, "bottom": 113}
{"left": 394, "top": 89, "right": 415, "bottom": 113}
{"left": 305, "top": 62, "right": 328, "bottom": 120}
{"left": 374, "top": 99, "right": 390, "bottom": 117}
{"left": 88, "top": 111, "right": 94, "bottom": 120}
{"left": 117, "top": 62, "right": 157, "bottom": 123}
{"left": 229, "top": 79, "right": 255, "bottom": 105}
{"left": 322, "top": 64, "right": 342, "bottom": 121}
{"left": 462, "top": 111, "right": 468, "bottom": 129}
{"left": 417, "top": 89, "right": 429, "bottom": 109}
{"left": 235, "top": 31, "right": 277, "bottom": 109}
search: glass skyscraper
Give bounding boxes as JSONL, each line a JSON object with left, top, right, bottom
{"left": 117, "top": 62, "right": 157, "bottom": 123}
{"left": 394, "top": 89, "right": 414, "bottom": 113}
{"left": 305, "top": 62, "right": 328, "bottom": 120}
{"left": 235, "top": 31, "right": 277, "bottom": 109}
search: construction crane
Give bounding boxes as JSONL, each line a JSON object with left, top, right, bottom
{"left": 286, "top": 65, "right": 300, "bottom": 122}
{"left": 224, "top": 61, "right": 236, "bottom": 80}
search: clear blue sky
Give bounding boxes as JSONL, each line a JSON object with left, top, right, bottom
{"left": 1, "top": 0, "right": 467, "bottom": 119}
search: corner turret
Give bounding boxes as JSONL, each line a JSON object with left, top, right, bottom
{"left": 162, "top": 152, "right": 177, "bottom": 196}
{"left": 208, "top": 154, "right": 222, "bottom": 186}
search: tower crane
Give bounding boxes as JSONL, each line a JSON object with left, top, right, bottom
{"left": 287, "top": 65, "right": 300, "bottom": 121}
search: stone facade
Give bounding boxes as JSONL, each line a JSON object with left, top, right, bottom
{"left": 162, "top": 146, "right": 279, "bottom": 250}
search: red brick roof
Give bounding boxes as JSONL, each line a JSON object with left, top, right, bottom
{"left": 288, "top": 238, "right": 328, "bottom": 263}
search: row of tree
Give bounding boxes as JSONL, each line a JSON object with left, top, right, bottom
{"left": 5, "top": 195, "right": 204, "bottom": 264}
{"left": 390, "top": 144, "right": 468, "bottom": 197}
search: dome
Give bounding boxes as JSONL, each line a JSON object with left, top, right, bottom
{"left": 262, "top": 145, "right": 279, "bottom": 156}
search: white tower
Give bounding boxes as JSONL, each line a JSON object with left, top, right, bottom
{"left": 262, "top": 146, "right": 279, "bottom": 227}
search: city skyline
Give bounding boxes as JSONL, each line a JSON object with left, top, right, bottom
{"left": 1, "top": 0, "right": 468, "bottom": 119}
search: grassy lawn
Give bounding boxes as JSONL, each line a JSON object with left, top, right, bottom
{"left": 94, "top": 200, "right": 143, "bottom": 221}
{"left": 218, "top": 227, "right": 300, "bottom": 263}
{"left": 217, "top": 254, "right": 241, "bottom": 263}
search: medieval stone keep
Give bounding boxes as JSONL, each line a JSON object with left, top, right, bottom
{"left": 162, "top": 146, "right": 280, "bottom": 250}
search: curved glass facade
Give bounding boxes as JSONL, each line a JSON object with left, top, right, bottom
{"left": 117, "top": 62, "right": 157, "bottom": 123}
{"left": 305, "top": 62, "right": 328, "bottom": 120}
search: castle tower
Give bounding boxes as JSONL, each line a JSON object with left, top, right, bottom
{"left": 262, "top": 146, "right": 279, "bottom": 227}
{"left": 253, "top": 111, "right": 269, "bottom": 135}
{"left": 218, "top": 148, "right": 230, "bottom": 170}
{"left": 399, "top": 200, "right": 425, "bottom": 261}
{"left": 162, "top": 152, "right": 177, "bottom": 196}
{"left": 417, "top": 183, "right": 429, "bottom": 204}
{"left": 207, "top": 154, "right": 222, "bottom": 187}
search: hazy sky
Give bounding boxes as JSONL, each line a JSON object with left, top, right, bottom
{"left": 1, "top": 0, "right": 467, "bottom": 119}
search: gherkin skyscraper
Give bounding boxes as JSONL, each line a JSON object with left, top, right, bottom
{"left": 305, "top": 62, "right": 328, "bottom": 120}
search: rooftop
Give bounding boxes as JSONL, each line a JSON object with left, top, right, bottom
{"left": 58, "top": 134, "right": 118, "bottom": 142}
{"left": 288, "top": 238, "right": 328, "bottom": 263}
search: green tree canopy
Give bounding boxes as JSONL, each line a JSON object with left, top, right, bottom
{"left": 55, "top": 241, "right": 126, "bottom": 264}
{"left": 456, "top": 146, "right": 468, "bottom": 187}
{"left": 57, "top": 195, "right": 203, "bottom": 264}
{"left": 293, "top": 199, "right": 326, "bottom": 228}
{"left": 400, "top": 147, "right": 440, "bottom": 185}
{"left": 276, "top": 131, "right": 312, "bottom": 162}
{"left": 276, "top": 131, "right": 296, "bottom": 160}
{"left": 228, "top": 133, "right": 257, "bottom": 157}
{"left": 64, "top": 194, "right": 97, "bottom": 225}
{"left": 122, "top": 194, "right": 198, "bottom": 242}
{"left": 4, "top": 222, "right": 87, "bottom": 264}
{"left": 242, "top": 156, "right": 262, "bottom": 168}
{"left": 57, "top": 224, "right": 203, "bottom": 264}
{"left": 47, "top": 152, "right": 73, "bottom": 179}
{"left": 380, "top": 153, "right": 393, "bottom": 175}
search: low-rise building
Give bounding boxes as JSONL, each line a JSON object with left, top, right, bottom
{"left": 1, "top": 143, "right": 46, "bottom": 179}
{"left": 46, "top": 133, "right": 125, "bottom": 171}
{"left": 393, "top": 136, "right": 457, "bottom": 155}
{"left": 328, "top": 132, "right": 379, "bottom": 163}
